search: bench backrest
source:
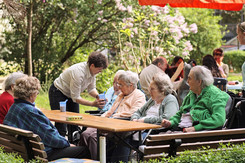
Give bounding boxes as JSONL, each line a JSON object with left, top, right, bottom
{"left": 144, "top": 128, "right": 245, "bottom": 160}
{"left": 0, "top": 124, "right": 48, "bottom": 162}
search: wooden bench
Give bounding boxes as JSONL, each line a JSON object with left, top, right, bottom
{"left": 0, "top": 124, "right": 48, "bottom": 162}
{"left": 143, "top": 128, "right": 245, "bottom": 161}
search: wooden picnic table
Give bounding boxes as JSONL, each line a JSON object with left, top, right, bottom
{"left": 40, "top": 109, "right": 161, "bottom": 162}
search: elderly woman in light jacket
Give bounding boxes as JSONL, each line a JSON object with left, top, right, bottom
{"left": 80, "top": 70, "right": 146, "bottom": 160}
{"left": 131, "top": 72, "right": 179, "bottom": 125}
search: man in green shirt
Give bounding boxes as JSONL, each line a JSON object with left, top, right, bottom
{"left": 162, "top": 65, "right": 229, "bottom": 132}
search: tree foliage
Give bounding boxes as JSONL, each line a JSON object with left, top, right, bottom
{"left": 0, "top": 0, "right": 132, "bottom": 82}
{"left": 179, "top": 8, "right": 226, "bottom": 64}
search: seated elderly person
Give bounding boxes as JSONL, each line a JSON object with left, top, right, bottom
{"left": 80, "top": 70, "right": 146, "bottom": 160}
{"left": 3, "top": 76, "right": 90, "bottom": 161}
{"left": 162, "top": 66, "right": 230, "bottom": 132}
{"left": 131, "top": 72, "right": 179, "bottom": 134}
{"left": 99, "top": 70, "right": 123, "bottom": 114}
{"left": 0, "top": 71, "right": 27, "bottom": 124}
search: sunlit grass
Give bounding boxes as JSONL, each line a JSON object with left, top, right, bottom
{"left": 35, "top": 92, "right": 97, "bottom": 114}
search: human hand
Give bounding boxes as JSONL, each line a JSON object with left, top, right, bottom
{"left": 93, "top": 99, "right": 106, "bottom": 108}
{"left": 132, "top": 119, "right": 138, "bottom": 122}
{"left": 70, "top": 144, "right": 76, "bottom": 147}
{"left": 183, "top": 127, "right": 195, "bottom": 133}
{"left": 161, "top": 119, "right": 171, "bottom": 128}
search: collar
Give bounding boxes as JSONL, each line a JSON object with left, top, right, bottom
{"left": 14, "top": 99, "right": 35, "bottom": 107}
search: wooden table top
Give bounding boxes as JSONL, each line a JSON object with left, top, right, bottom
{"left": 41, "top": 109, "right": 161, "bottom": 133}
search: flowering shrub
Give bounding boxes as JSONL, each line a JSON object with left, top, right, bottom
{"left": 113, "top": 3, "right": 197, "bottom": 73}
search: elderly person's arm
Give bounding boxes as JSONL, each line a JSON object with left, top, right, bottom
{"left": 131, "top": 99, "right": 153, "bottom": 121}
{"left": 193, "top": 94, "right": 228, "bottom": 131}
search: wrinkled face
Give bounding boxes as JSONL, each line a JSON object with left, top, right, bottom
{"left": 187, "top": 70, "right": 201, "bottom": 95}
{"left": 89, "top": 64, "right": 104, "bottom": 76}
{"left": 117, "top": 80, "right": 134, "bottom": 96}
{"left": 149, "top": 82, "right": 162, "bottom": 101}
{"left": 237, "top": 25, "right": 245, "bottom": 45}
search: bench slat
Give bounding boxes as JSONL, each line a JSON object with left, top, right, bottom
{"left": 148, "top": 128, "right": 245, "bottom": 141}
{"left": 0, "top": 124, "right": 33, "bottom": 137}
{"left": 33, "top": 148, "right": 47, "bottom": 158}
{"left": 0, "top": 138, "right": 26, "bottom": 152}
{"left": 30, "top": 140, "right": 45, "bottom": 150}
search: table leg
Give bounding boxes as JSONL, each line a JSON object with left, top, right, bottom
{"left": 100, "top": 136, "right": 106, "bottom": 163}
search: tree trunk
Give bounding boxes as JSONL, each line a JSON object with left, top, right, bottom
{"left": 27, "top": 1, "right": 33, "bottom": 76}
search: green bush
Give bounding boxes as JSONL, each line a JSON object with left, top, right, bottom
{"left": 144, "top": 143, "right": 245, "bottom": 163}
{"left": 0, "top": 147, "right": 40, "bottom": 163}
{"left": 224, "top": 50, "right": 245, "bottom": 72}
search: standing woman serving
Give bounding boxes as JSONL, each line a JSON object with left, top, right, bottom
{"left": 49, "top": 51, "right": 108, "bottom": 141}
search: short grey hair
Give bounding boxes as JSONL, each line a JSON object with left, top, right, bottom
{"left": 3, "top": 71, "right": 27, "bottom": 91}
{"left": 14, "top": 76, "right": 41, "bottom": 100}
{"left": 152, "top": 72, "right": 173, "bottom": 96}
{"left": 191, "top": 66, "right": 214, "bottom": 89}
{"left": 118, "top": 70, "right": 139, "bottom": 88}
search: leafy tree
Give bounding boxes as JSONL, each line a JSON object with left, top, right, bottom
{"left": 179, "top": 8, "right": 226, "bottom": 64}
{"left": 0, "top": 0, "right": 133, "bottom": 82}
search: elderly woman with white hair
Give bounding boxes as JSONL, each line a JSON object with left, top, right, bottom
{"left": 162, "top": 66, "right": 230, "bottom": 132}
{"left": 0, "top": 71, "right": 27, "bottom": 124}
{"left": 131, "top": 72, "right": 179, "bottom": 125}
{"left": 80, "top": 70, "right": 146, "bottom": 160}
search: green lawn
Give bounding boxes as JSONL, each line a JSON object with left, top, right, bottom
{"left": 35, "top": 92, "right": 96, "bottom": 113}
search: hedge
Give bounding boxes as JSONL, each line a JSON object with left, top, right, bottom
{"left": 0, "top": 147, "right": 40, "bottom": 163}
{"left": 223, "top": 50, "right": 245, "bottom": 72}
{"left": 144, "top": 143, "right": 245, "bottom": 163}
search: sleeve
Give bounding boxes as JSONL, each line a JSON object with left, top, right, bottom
{"left": 194, "top": 93, "right": 228, "bottom": 131}
{"left": 28, "top": 110, "right": 70, "bottom": 149}
{"left": 223, "top": 64, "right": 229, "bottom": 76}
{"left": 131, "top": 99, "right": 151, "bottom": 120}
{"left": 144, "top": 96, "right": 179, "bottom": 124}
{"left": 169, "top": 93, "right": 192, "bottom": 128}
{"left": 87, "top": 77, "right": 96, "bottom": 93}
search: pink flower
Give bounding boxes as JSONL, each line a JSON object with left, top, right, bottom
{"left": 132, "top": 28, "right": 138, "bottom": 35}
{"left": 102, "top": 19, "right": 108, "bottom": 23}
{"left": 189, "top": 23, "right": 198, "bottom": 33}
{"left": 98, "top": 18, "right": 102, "bottom": 21}
{"left": 98, "top": 11, "right": 103, "bottom": 16}
{"left": 127, "top": 6, "right": 133, "bottom": 13}
{"left": 98, "top": 0, "right": 102, "bottom": 4}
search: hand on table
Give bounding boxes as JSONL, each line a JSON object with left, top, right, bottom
{"left": 161, "top": 119, "right": 171, "bottom": 128}
{"left": 183, "top": 127, "right": 195, "bottom": 133}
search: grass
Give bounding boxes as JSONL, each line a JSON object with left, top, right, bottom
{"left": 35, "top": 92, "right": 96, "bottom": 114}
{"left": 227, "top": 73, "right": 242, "bottom": 82}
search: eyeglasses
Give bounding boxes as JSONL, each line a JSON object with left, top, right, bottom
{"left": 239, "top": 23, "right": 245, "bottom": 32}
